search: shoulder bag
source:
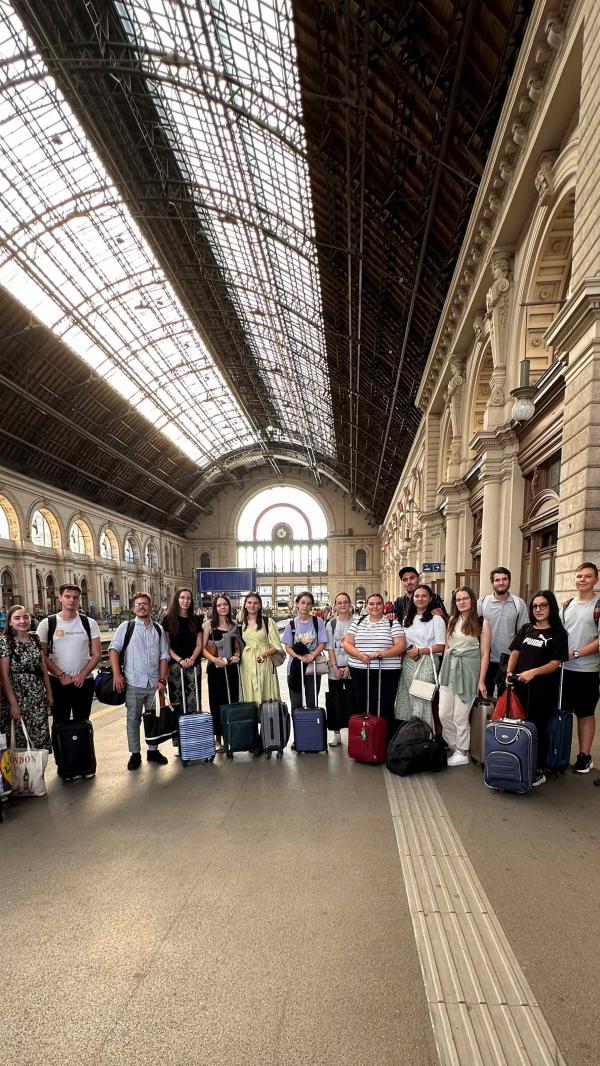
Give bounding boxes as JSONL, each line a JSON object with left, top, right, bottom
{"left": 409, "top": 649, "right": 439, "bottom": 702}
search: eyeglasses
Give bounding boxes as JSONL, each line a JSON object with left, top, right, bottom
{"left": 532, "top": 603, "right": 549, "bottom": 610}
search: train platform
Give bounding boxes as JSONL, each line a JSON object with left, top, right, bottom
{"left": 2, "top": 679, "right": 600, "bottom": 1065}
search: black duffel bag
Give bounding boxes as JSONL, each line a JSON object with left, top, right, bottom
{"left": 386, "top": 715, "right": 447, "bottom": 776}
{"left": 94, "top": 666, "right": 124, "bottom": 706}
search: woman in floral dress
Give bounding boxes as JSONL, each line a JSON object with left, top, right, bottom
{"left": 0, "top": 605, "right": 53, "bottom": 750}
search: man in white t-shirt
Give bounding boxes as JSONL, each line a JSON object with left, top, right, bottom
{"left": 477, "top": 567, "right": 528, "bottom": 698}
{"left": 38, "top": 584, "right": 102, "bottom": 724}
{"left": 560, "top": 562, "right": 600, "bottom": 775}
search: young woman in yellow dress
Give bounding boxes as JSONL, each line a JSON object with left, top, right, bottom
{"left": 239, "top": 593, "right": 284, "bottom": 707}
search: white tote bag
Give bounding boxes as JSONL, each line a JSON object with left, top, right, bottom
{"left": 9, "top": 719, "right": 49, "bottom": 797}
{"left": 408, "top": 649, "right": 439, "bottom": 702}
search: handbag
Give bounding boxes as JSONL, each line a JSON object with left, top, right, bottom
{"left": 264, "top": 620, "right": 285, "bottom": 668}
{"left": 492, "top": 685, "right": 525, "bottom": 721}
{"left": 9, "top": 719, "right": 48, "bottom": 797}
{"left": 313, "top": 652, "right": 329, "bottom": 676}
{"left": 409, "top": 649, "right": 439, "bottom": 702}
{"left": 143, "top": 692, "right": 180, "bottom": 746}
{"left": 206, "top": 641, "right": 218, "bottom": 657}
{"left": 94, "top": 666, "right": 124, "bottom": 706}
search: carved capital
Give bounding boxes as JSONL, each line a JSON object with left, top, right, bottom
{"left": 545, "top": 15, "right": 564, "bottom": 50}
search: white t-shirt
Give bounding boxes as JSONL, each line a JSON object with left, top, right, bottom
{"left": 403, "top": 614, "right": 446, "bottom": 650}
{"left": 38, "top": 613, "right": 101, "bottom": 677}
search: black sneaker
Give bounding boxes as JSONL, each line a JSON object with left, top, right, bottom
{"left": 147, "top": 749, "right": 168, "bottom": 765}
{"left": 532, "top": 770, "right": 546, "bottom": 788}
{"left": 127, "top": 752, "right": 142, "bottom": 771}
{"left": 573, "top": 752, "right": 593, "bottom": 774}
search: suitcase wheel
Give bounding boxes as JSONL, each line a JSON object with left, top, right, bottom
{"left": 265, "top": 750, "right": 272, "bottom": 759}
{"left": 226, "top": 752, "right": 234, "bottom": 760}
{"left": 182, "top": 760, "right": 189, "bottom": 767}
{"left": 277, "top": 750, "right": 283, "bottom": 759}
{"left": 83, "top": 773, "right": 96, "bottom": 780}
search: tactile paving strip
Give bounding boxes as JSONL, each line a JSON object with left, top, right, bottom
{"left": 384, "top": 770, "right": 566, "bottom": 1065}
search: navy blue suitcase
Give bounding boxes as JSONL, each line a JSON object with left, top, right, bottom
{"left": 546, "top": 666, "right": 573, "bottom": 776}
{"left": 292, "top": 662, "right": 327, "bottom": 754}
{"left": 178, "top": 666, "right": 215, "bottom": 766}
{"left": 484, "top": 718, "right": 538, "bottom": 793}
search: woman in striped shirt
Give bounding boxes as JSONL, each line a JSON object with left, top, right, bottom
{"left": 342, "top": 593, "right": 406, "bottom": 742}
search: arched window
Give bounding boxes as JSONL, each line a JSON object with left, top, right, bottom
{"left": 124, "top": 537, "right": 135, "bottom": 564}
{"left": 129, "top": 581, "right": 136, "bottom": 608}
{"left": 200, "top": 551, "right": 211, "bottom": 568}
{"left": 100, "top": 532, "right": 113, "bottom": 559}
{"left": 355, "top": 549, "right": 367, "bottom": 572}
{"left": 69, "top": 522, "right": 87, "bottom": 555}
{"left": 164, "top": 544, "right": 171, "bottom": 571}
{"left": 0, "top": 506, "right": 9, "bottom": 540}
{"left": 145, "top": 542, "right": 158, "bottom": 568}
{"left": 1, "top": 569, "right": 14, "bottom": 609}
{"left": 35, "top": 571, "right": 43, "bottom": 609}
{"left": 31, "top": 510, "right": 53, "bottom": 548}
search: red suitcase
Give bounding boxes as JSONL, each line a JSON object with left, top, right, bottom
{"left": 348, "top": 659, "right": 388, "bottom": 764}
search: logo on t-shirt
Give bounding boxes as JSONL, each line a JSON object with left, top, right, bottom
{"left": 523, "top": 632, "right": 552, "bottom": 648}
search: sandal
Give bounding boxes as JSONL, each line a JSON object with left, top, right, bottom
{"left": 215, "top": 745, "right": 226, "bottom": 754}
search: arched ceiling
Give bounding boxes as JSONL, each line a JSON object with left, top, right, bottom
{"left": 0, "top": 0, "right": 532, "bottom": 530}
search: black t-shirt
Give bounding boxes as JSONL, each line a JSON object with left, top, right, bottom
{"left": 163, "top": 615, "right": 198, "bottom": 658}
{"left": 509, "top": 623, "right": 568, "bottom": 710}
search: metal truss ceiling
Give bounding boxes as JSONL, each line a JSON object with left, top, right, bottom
{"left": 0, "top": 0, "right": 531, "bottom": 527}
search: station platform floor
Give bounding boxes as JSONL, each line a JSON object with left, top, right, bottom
{"left": 2, "top": 673, "right": 600, "bottom": 1066}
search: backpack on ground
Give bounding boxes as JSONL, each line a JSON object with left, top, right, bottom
{"left": 386, "top": 716, "right": 447, "bottom": 776}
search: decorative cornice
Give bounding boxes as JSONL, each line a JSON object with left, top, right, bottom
{"left": 415, "top": 0, "right": 575, "bottom": 414}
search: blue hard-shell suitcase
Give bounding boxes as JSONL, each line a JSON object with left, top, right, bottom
{"left": 291, "top": 662, "right": 327, "bottom": 754}
{"left": 484, "top": 718, "right": 538, "bottom": 793}
{"left": 546, "top": 666, "right": 573, "bottom": 776}
{"left": 178, "top": 666, "right": 215, "bottom": 766}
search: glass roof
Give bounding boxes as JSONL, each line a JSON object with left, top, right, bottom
{"left": 0, "top": 0, "right": 334, "bottom": 470}
{"left": 115, "top": 0, "right": 334, "bottom": 456}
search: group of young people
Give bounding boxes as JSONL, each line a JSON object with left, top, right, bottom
{"left": 1, "top": 562, "right": 599, "bottom": 788}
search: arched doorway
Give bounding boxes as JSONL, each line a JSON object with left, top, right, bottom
{"left": 46, "top": 574, "right": 57, "bottom": 613}
{"left": 1, "top": 568, "right": 15, "bottom": 610}
{"left": 80, "top": 577, "right": 89, "bottom": 612}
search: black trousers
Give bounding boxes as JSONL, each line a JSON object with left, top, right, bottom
{"left": 50, "top": 676, "right": 95, "bottom": 723}
{"left": 485, "top": 660, "right": 507, "bottom": 700}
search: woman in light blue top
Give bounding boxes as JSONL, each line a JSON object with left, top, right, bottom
{"left": 282, "top": 591, "right": 327, "bottom": 711}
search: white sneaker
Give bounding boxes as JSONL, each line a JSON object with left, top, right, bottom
{"left": 447, "top": 751, "right": 470, "bottom": 767}
{"left": 328, "top": 734, "right": 342, "bottom": 747}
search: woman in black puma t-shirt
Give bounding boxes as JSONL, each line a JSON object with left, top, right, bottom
{"left": 506, "top": 590, "right": 568, "bottom": 778}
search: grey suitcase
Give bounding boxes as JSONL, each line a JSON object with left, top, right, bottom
{"left": 259, "top": 661, "right": 290, "bottom": 758}
{"left": 469, "top": 697, "right": 495, "bottom": 765}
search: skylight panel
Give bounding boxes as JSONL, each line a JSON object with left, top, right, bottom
{"left": 116, "top": 0, "right": 334, "bottom": 461}
{"left": 0, "top": 3, "right": 258, "bottom": 468}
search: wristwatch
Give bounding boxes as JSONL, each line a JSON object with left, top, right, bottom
{"left": 572, "top": 650, "right": 580, "bottom": 659}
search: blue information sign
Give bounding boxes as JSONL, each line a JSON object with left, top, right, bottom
{"left": 423, "top": 563, "right": 442, "bottom": 573}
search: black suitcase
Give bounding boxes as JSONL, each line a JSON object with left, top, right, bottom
{"left": 221, "top": 667, "right": 259, "bottom": 759}
{"left": 52, "top": 720, "right": 97, "bottom": 780}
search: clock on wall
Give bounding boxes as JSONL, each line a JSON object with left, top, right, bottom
{"left": 272, "top": 523, "right": 293, "bottom": 541}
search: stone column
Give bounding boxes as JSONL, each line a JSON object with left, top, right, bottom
{"left": 480, "top": 474, "right": 502, "bottom": 588}
{"left": 444, "top": 508, "right": 460, "bottom": 604}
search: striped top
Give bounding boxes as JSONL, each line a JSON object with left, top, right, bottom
{"left": 346, "top": 617, "right": 404, "bottom": 670}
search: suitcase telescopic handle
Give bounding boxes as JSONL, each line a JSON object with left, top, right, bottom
{"left": 180, "top": 664, "right": 187, "bottom": 715}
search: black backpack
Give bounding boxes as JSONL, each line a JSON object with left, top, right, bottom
{"left": 386, "top": 716, "right": 447, "bottom": 776}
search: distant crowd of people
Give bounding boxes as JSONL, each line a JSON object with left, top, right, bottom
{"left": 1, "top": 560, "right": 600, "bottom": 791}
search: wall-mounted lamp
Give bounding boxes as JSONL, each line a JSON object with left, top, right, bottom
{"left": 510, "top": 358, "right": 536, "bottom": 422}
